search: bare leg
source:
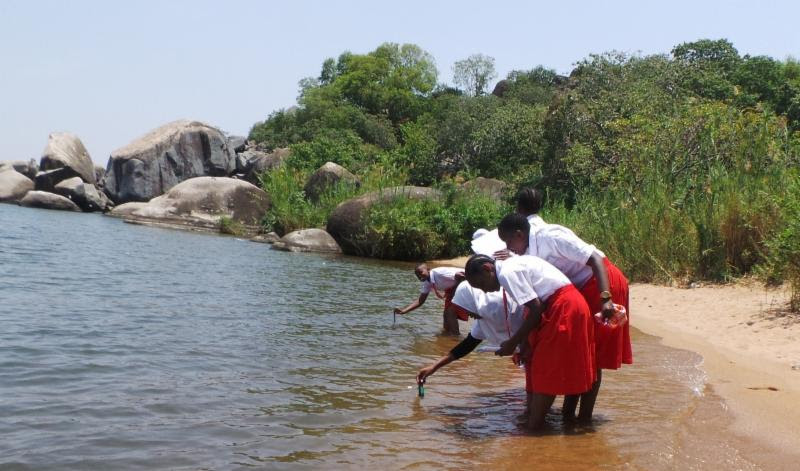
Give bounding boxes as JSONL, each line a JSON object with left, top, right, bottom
{"left": 577, "top": 369, "right": 602, "bottom": 423}
{"left": 562, "top": 394, "right": 579, "bottom": 421}
{"left": 527, "top": 393, "right": 556, "bottom": 430}
{"left": 516, "top": 392, "right": 533, "bottom": 423}
{"left": 442, "top": 307, "right": 460, "bottom": 335}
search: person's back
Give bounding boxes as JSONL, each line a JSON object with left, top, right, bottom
{"left": 452, "top": 282, "right": 524, "bottom": 348}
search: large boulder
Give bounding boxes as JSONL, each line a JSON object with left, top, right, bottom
{"left": 54, "top": 177, "right": 110, "bottom": 212}
{"left": 326, "top": 186, "right": 441, "bottom": 255}
{"left": 103, "top": 120, "right": 236, "bottom": 204}
{"left": 109, "top": 176, "right": 269, "bottom": 234}
{"left": 94, "top": 166, "right": 106, "bottom": 185}
{"left": 227, "top": 135, "right": 247, "bottom": 154}
{"left": 40, "top": 133, "right": 95, "bottom": 184}
{"left": 34, "top": 167, "right": 83, "bottom": 192}
{"left": 241, "top": 147, "right": 289, "bottom": 185}
{"left": 0, "top": 159, "right": 38, "bottom": 180}
{"left": 0, "top": 168, "right": 34, "bottom": 202}
{"left": 19, "top": 191, "right": 81, "bottom": 211}
{"left": 272, "top": 228, "right": 342, "bottom": 253}
{"left": 461, "top": 177, "right": 508, "bottom": 202}
{"left": 303, "top": 162, "right": 360, "bottom": 202}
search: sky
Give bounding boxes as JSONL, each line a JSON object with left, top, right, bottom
{"left": 1, "top": 0, "right": 798, "bottom": 166}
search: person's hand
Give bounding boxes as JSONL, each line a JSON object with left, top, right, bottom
{"left": 495, "top": 338, "right": 517, "bottom": 357}
{"left": 601, "top": 300, "right": 615, "bottom": 320}
{"left": 393, "top": 308, "right": 404, "bottom": 315}
{"left": 454, "top": 272, "right": 465, "bottom": 283}
{"left": 417, "top": 366, "right": 435, "bottom": 384}
{"left": 493, "top": 249, "right": 511, "bottom": 260}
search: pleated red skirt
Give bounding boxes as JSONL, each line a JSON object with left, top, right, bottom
{"left": 579, "top": 258, "right": 633, "bottom": 370}
{"left": 524, "top": 285, "right": 596, "bottom": 395}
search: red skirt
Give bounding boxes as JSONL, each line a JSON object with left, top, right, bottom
{"left": 443, "top": 286, "right": 469, "bottom": 321}
{"left": 525, "top": 285, "right": 596, "bottom": 395}
{"left": 579, "top": 258, "right": 633, "bottom": 370}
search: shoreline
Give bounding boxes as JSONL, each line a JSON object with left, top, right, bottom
{"left": 630, "top": 282, "right": 800, "bottom": 461}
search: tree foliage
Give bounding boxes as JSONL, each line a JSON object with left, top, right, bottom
{"left": 452, "top": 53, "right": 498, "bottom": 97}
{"left": 247, "top": 39, "right": 800, "bottom": 301}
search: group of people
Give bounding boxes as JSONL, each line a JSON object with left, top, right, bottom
{"left": 393, "top": 188, "right": 633, "bottom": 430}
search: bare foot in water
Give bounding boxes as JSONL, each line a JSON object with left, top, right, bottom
{"left": 515, "top": 411, "right": 530, "bottom": 424}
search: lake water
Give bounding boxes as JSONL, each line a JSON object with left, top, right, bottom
{"left": 0, "top": 204, "right": 770, "bottom": 469}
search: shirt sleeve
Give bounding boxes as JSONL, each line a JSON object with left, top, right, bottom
{"left": 470, "top": 320, "right": 486, "bottom": 340}
{"left": 546, "top": 226, "right": 597, "bottom": 265}
{"left": 497, "top": 263, "right": 539, "bottom": 306}
{"left": 452, "top": 283, "right": 478, "bottom": 314}
{"left": 420, "top": 280, "right": 432, "bottom": 294}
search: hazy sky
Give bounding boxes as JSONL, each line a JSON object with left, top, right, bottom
{"left": 1, "top": 0, "right": 798, "bottom": 166}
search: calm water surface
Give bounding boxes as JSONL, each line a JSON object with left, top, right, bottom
{"left": 0, "top": 204, "right": 765, "bottom": 469}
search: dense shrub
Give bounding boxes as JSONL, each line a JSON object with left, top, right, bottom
{"left": 361, "top": 186, "right": 508, "bottom": 260}
{"left": 248, "top": 39, "right": 800, "bottom": 311}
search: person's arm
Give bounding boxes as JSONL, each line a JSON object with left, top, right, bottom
{"left": 495, "top": 298, "right": 544, "bottom": 356}
{"left": 394, "top": 292, "right": 429, "bottom": 315}
{"left": 586, "top": 251, "right": 615, "bottom": 318}
{"left": 417, "top": 334, "right": 482, "bottom": 383}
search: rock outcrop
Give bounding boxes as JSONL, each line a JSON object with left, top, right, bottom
{"left": 0, "top": 159, "right": 38, "bottom": 180}
{"left": 19, "top": 191, "right": 81, "bottom": 211}
{"left": 272, "top": 228, "right": 342, "bottom": 253}
{"left": 461, "top": 177, "right": 508, "bottom": 202}
{"left": 303, "top": 162, "right": 360, "bottom": 202}
{"left": 0, "top": 168, "right": 34, "bottom": 202}
{"left": 227, "top": 135, "right": 247, "bottom": 154}
{"left": 109, "top": 176, "right": 269, "bottom": 234}
{"left": 239, "top": 147, "right": 289, "bottom": 185}
{"left": 326, "top": 186, "right": 441, "bottom": 254}
{"left": 34, "top": 167, "right": 83, "bottom": 193}
{"left": 54, "top": 177, "right": 111, "bottom": 212}
{"left": 40, "top": 133, "right": 95, "bottom": 184}
{"left": 103, "top": 120, "right": 236, "bottom": 204}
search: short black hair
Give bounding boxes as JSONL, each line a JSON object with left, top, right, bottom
{"left": 497, "top": 213, "right": 530, "bottom": 237}
{"left": 465, "top": 254, "right": 495, "bottom": 277}
{"left": 516, "top": 187, "right": 543, "bottom": 215}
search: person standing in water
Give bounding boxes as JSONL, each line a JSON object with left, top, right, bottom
{"left": 415, "top": 281, "right": 526, "bottom": 394}
{"left": 394, "top": 264, "right": 467, "bottom": 335}
{"left": 495, "top": 212, "right": 632, "bottom": 423}
{"left": 465, "top": 254, "right": 595, "bottom": 430}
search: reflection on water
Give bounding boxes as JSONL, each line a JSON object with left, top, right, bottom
{"left": 0, "top": 204, "right": 766, "bottom": 469}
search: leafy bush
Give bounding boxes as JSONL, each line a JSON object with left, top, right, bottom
{"left": 219, "top": 216, "right": 246, "bottom": 236}
{"left": 761, "top": 172, "right": 800, "bottom": 310}
{"left": 361, "top": 185, "right": 508, "bottom": 260}
{"left": 259, "top": 161, "right": 406, "bottom": 236}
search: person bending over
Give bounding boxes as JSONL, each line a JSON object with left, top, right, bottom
{"left": 495, "top": 213, "right": 632, "bottom": 423}
{"left": 465, "top": 254, "right": 595, "bottom": 430}
{"left": 394, "top": 263, "right": 466, "bottom": 335}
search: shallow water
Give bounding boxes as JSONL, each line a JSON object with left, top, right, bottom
{"left": 0, "top": 204, "right": 767, "bottom": 469}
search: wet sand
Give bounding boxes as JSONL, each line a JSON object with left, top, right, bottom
{"left": 631, "top": 282, "right": 800, "bottom": 466}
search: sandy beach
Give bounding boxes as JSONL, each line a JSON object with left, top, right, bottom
{"left": 631, "top": 282, "right": 800, "bottom": 460}
{"left": 434, "top": 257, "right": 800, "bottom": 461}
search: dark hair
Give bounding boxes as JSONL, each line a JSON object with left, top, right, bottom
{"left": 465, "top": 254, "right": 495, "bottom": 277}
{"left": 497, "top": 213, "right": 530, "bottom": 237}
{"left": 515, "top": 187, "right": 543, "bottom": 215}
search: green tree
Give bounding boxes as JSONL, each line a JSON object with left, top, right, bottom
{"left": 453, "top": 54, "right": 497, "bottom": 96}
{"left": 672, "top": 38, "right": 741, "bottom": 100}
